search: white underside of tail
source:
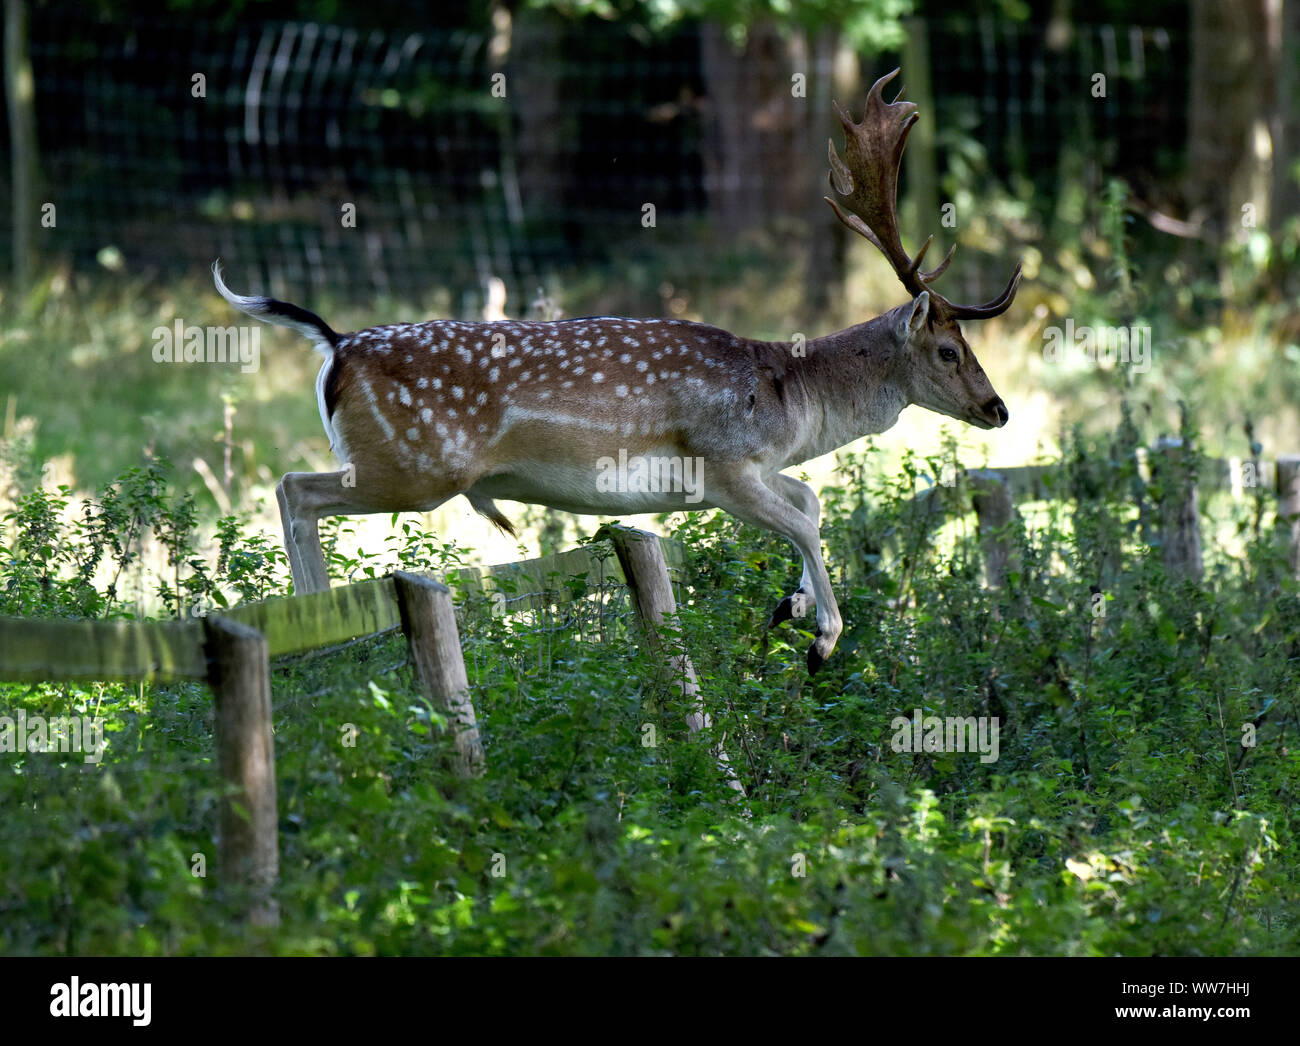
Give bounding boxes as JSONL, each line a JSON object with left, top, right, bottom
{"left": 314, "top": 358, "right": 346, "bottom": 464}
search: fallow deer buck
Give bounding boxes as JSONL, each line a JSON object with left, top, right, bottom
{"left": 215, "top": 68, "right": 1020, "bottom": 673}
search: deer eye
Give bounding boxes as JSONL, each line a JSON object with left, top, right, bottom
{"left": 940, "top": 346, "right": 959, "bottom": 363}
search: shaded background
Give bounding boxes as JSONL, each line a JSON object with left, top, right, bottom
{"left": 10, "top": 0, "right": 1291, "bottom": 309}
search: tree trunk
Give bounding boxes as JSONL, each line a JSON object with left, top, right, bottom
{"left": 1270, "top": 0, "right": 1300, "bottom": 294}
{"left": 4, "top": 0, "right": 38, "bottom": 294}
{"left": 1185, "top": 0, "right": 1270, "bottom": 254}
{"left": 700, "top": 20, "right": 810, "bottom": 238}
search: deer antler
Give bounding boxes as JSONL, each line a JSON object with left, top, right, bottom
{"left": 826, "top": 68, "right": 1022, "bottom": 321}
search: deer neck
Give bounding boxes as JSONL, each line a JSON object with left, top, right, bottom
{"left": 782, "top": 311, "right": 908, "bottom": 461}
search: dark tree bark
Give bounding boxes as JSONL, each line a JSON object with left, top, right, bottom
{"left": 4, "top": 0, "right": 39, "bottom": 293}
{"left": 1185, "top": 0, "right": 1270, "bottom": 252}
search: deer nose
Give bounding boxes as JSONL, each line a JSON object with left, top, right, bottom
{"left": 987, "top": 398, "right": 1009, "bottom": 426}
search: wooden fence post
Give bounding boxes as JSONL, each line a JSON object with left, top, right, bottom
{"left": 1276, "top": 454, "right": 1300, "bottom": 579}
{"left": 607, "top": 527, "right": 745, "bottom": 796}
{"left": 968, "top": 470, "right": 1013, "bottom": 589}
{"left": 1151, "top": 437, "right": 1203, "bottom": 582}
{"left": 393, "top": 571, "right": 485, "bottom": 777}
{"left": 203, "top": 616, "right": 278, "bottom": 927}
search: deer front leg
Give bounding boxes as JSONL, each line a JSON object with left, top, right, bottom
{"left": 763, "top": 472, "right": 823, "bottom": 629}
{"left": 709, "top": 467, "right": 841, "bottom": 673}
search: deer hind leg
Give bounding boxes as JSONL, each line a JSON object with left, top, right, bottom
{"left": 763, "top": 473, "right": 823, "bottom": 629}
{"left": 709, "top": 467, "right": 841, "bottom": 674}
{"left": 276, "top": 470, "right": 458, "bottom": 595}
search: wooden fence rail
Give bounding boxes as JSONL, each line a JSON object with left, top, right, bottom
{"left": 0, "top": 529, "right": 694, "bottom": 927}
{"left": 914, "top": 450, "right": 1300, "bottom": 586}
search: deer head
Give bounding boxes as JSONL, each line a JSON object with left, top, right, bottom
{"left": 826, "top": 68, "right": 1021, "bottom": 430}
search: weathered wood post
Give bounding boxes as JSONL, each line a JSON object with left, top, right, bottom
{"left": 1276, "top": 454, "right": 1300, "bottom": 579}
{"left": 968, "top": 470, "right": 1013, "bottom": 589}
{"left": 606, "top": 527, "right": 745, "bottom": 796}
{"left": 1151, "top": 436, "right": 1203, "bottom": 582}
{"left": 393, "top": 571, "right": 484, "bottom": 777}
{"left": 203, "top": 616, "right": 278, "bottom": 927}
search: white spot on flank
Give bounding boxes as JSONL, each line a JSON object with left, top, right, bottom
{"left": 406, "top": 427, "right": 419, "bottom": 441}
{"left": 592, "top": 372, "right": 604, "bottom": 382}
{"left": 417, "top": 377, "right": 428, "bottom": 389}
{"left": 615, "top": 385, "right": 628, "bottom": 397}
{"left": 421, "top": 408, "right": 433, "bottom": 424}
{"left": 452, "top": 386, "right": 464, "bottom": 400}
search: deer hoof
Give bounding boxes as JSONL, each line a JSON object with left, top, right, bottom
{"left": 768, "top": 595, "right": 796, "bottom": 629}
{"left": 807, "top": 643, "right": 826, "bottom": 674}
{"left": 806, "top": 631, "right": 836, "bottom": 674}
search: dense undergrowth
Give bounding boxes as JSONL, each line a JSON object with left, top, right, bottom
{"left": 1, "top": 414, "right": 1297, "bottom": 956}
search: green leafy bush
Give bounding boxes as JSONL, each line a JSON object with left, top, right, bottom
{"left": 1, "top": 430, "right": 1297, "bottom": 955}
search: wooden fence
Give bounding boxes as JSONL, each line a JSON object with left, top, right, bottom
{"left": 915, "top": 448, "right": 1300, "bottom": 586}
{"left": 0, "top": 526, "right": 703, "bottom": 927}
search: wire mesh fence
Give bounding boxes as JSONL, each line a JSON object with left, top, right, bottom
{"left": 7, "top": 9, "right": 1187, "bottom": 310}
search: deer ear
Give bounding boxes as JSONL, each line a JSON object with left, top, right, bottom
{"left": 896, "top": 291, "right": 930, "bottom": 344}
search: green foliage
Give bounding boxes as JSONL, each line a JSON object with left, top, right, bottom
{"left": 1, "top": 429, "right": 1298, "bottom": 955}
{"left": 0, "top": 457, "right": 288, "bottom": 619}
{"left": 527, "top": 0, "right": 912, "bottom": 51}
